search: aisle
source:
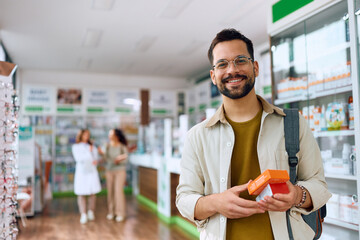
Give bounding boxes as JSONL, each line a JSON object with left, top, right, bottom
{"left": 17, "top": 195, "right": 198, "bottom": 240}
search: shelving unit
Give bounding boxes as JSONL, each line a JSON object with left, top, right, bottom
{"left": 325, "top": 218, "right": 359, "bottom": 231}
{"left": 269, "top": 0, "right": 360, "bottom": 239}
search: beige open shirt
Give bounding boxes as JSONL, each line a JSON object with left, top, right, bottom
{"left": 176, "top": 96, "right": 331, "bottom": 240}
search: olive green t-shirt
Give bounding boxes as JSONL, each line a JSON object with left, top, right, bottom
{"left": 226, "top": 108, "right": 274, "bottom": 240}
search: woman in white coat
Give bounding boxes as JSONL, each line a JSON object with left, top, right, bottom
{"left": 72, "top": 129, "right": 101, "bottom": 224}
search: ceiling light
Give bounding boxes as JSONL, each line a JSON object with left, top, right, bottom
{"left": 91, "top": 0, "right": 115, "bottom": 10}
{"left": 179, "top": 40, "right": 205, "bottom": 55}
{"left": 135, "top": 36, "right": 157, "bottom": 52}
{"left": 82, "top": 29, "right": 102, "bottom": 47}
{"left": 158, "top": 0, "right": 193, "bottom": 18}
{"left": 220, "top": 1, "right": 260, "bottom": 25}
{"left": 356, "top": 9, "right": 360, "bottom": 16}
{"left": 78, "top": 58, "right": 92, "bottom": 69}
{"left": 343, "top": 13, "right": 349, "bottom": 21}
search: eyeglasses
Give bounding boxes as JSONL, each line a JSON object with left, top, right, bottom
{"left": 213, "top": 55, "right": 253, "bottom": 71}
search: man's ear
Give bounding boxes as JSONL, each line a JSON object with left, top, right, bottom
{"left": 253, "top": 61, "right": 259, "bottom": 77}
{"left": 210, "top": 70, "right": 216, "bottom": 85}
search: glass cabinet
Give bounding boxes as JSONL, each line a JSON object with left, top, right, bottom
{"left": 271, "top": 1, "right": 360, "bottom": 239}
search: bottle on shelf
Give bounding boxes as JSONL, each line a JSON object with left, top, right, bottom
{"left": 320, "top": 105, "right": 327, "bottom": 131}
{"left": 348, "top": 96, "right": 354, "bottom": 130}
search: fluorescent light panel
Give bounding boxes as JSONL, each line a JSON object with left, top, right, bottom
{"left": 91, "top": 0, "right": 115, "bottom": 10}
{"left": 159, "top": 0, "right": 193, "bottom": 18}
{"left": 82, "top": 29, "right": 102, "bottom": 47}
{"left": 179, "top": 40, "right": 205, "bottom": 55}
{"left": 135, "top": 36, "right": 157, "bottom": 52}
{"left": 78, "top": 58, "right": 92, "bottom": 69}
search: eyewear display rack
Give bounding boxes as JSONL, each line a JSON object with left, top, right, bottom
{"left": 0, "top": 61, "right": 19, "bottom": 239}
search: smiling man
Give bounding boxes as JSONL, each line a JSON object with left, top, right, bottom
{"left": 176, "top": 29, "right": 330, "bottom": 240}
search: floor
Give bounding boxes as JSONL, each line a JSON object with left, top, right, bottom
{"left": 17, "top": 195, "right": 198, "bottom": 240}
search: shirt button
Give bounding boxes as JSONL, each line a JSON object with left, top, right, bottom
{"left": 227, "top": 142, "right": 231, "bottom": 147}
{"left": 220, "top": 217, "right": 225, "bottom": 222}
{"left": 220, "top": 177, "right": 226, "bottom": 183}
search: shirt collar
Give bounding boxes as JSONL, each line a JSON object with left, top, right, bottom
{"left": 205, "top": 95, "right": 285, "bottom": 128}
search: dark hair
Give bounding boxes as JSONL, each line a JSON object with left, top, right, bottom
{"left": 113, "top": 128, "right": 127, "bottom": 146}
{"left": 207, "top": 28, "right": 254, "bottom": 65}
{"left": 76, "top": 129, "right": 93, "bottom": 145}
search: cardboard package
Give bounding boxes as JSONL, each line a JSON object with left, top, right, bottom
{"left": 248, "top": 169, "right": 289, "bottom": 196}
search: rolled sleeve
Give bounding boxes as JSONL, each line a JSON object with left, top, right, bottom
{"left": 176, "top": 129, "right": 208, "bottom": 229}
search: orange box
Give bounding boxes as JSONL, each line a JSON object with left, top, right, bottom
{"left": 248, "top": 169, "right": 290, "bottom": 195}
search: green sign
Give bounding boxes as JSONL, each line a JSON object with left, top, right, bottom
{"left": 115, "top": 107, "right": 132, "bottom": 113}
{"left": 25, "top": 106, "right": 43, "bottom": 112}
{"left": 272, "top": 0, "right": 314, "bottom": 23}
{"left": 87, "top": 107, "right": 103, "bottom": 113}
{"left": 152, "top": 109, "right": 168, "bottom": 115}
{"left": 57, "top": 107, "right": 74, "bottom": 112}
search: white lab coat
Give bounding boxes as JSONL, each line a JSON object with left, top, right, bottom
{"left": 72, "top": 142, "right": 101, "bottom": 195}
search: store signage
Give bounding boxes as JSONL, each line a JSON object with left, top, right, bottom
{"left": 196, "top": 81, "right": 210, "bottom": 113}
{"left": 84, "top": 89, "right": 110, "bottom": 114}
{"left": 56, "top": 88, "right": 83, "bottom": 114}
{"left": 114, "top": 90, "right": 139, "bottom": 114}
{"left": 22, "top": 85, "right": 56, "bottom": 114}
{"left": 272, "top": 0, "right": 314, "bottom": 23}
{"left": 150, "top": 90, "right": 175, "bottom": 116}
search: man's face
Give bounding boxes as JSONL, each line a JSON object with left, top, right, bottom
{"left": 210, "top": 40, "right": 259, "bottom": 99}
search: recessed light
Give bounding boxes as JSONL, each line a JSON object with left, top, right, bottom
{"left": 78, "top": 58, "right": 92, "bottom": 69}
{"left": 135, "top": 36, "right": 157, "bottom": 52}
{"left": 91, "top": 0, "right": 115, "bottom": 10}
{"left": 158, "top": 0, "right": 193, "bottom": 18}
{"left": 179, "top": 40, "right": 205, "bottom": 55}
{"left": 82, "top": 29, "right": 102, "bottom": 48}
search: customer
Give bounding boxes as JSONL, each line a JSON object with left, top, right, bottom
{"left": 176, "top": 28, "right": 331, "bottom": 240}
{"left": 72, "top": 129, "right": 101, "bottom": 224}
{"left": 98, "top": 128, "right": 128, "bottom": 222}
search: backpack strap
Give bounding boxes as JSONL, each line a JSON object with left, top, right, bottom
{"left": 283, "top": 108, "right": 300, "bottom": 240}
{"left": 283, "top": 109, "right": 300, "bottom": 184}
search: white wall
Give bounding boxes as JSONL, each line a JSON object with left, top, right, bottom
{"left": 18, "top": 69, "right": 191, "bottom": 90}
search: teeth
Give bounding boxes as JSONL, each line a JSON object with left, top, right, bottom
{"left": 228, "top": 79, "right": 241, "bottom": 83}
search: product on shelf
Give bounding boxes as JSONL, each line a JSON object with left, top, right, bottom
{"left": 325, "top": 102, "right": 346, "bottom": 130}
{"left": 348, "top": 96, "right": 354, "bottom": 130}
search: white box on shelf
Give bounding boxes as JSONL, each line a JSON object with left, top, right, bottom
{"left": 327, "top": 193, "right": 340, "bottom": 219}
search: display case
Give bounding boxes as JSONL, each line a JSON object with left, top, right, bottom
{"left": 54, "top": 116, "right": 84, "bottom": 192}
{"left": 270, "top": 1, "right": 360, "bottom": 239}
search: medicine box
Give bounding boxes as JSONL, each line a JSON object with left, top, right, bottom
{"left": 256, "top": 182, "right": 289, "bottom": 202}
{"left": 248, "top": 169, "right": 290, "bottom": 195}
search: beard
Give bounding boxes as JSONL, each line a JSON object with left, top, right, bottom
{"left": 216, "top": 72, "right": 255, "bottom": 99}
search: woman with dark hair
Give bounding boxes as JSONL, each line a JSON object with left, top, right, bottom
{"left": 72, "top": 129, "right": 101, "bottom": 224}
{"left": 98, "top": 128, "right": 128, "bottom": 222}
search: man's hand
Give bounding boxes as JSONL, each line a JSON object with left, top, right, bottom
{"left": 217, "top": 184, "right": 266, "bottom": 219}
{"left": 257, "top": 181, "right": 311, "bottom": 212}
{"left": 194, "top": 182, "right": 265, "bottom": 220}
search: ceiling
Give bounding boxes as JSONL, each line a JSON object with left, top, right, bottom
{"left": 0, "top": 0, "right": 269, "bottom": 80}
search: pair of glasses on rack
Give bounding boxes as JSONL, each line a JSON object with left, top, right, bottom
{"left": 0, "top": 224, "right": 18, "bottom": 240}
{"left": 0, "top": 131, "right": 18, "bottom": 145}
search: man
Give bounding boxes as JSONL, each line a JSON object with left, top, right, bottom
{"left": 176, "top": 28, "right": 331, "bottom": 240}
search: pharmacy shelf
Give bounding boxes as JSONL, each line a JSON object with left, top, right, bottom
{"left": 313, "top": 130, "right": 355, "bottom": 138}
{"left": 324, "top": 218, "right": 359, "bottom": 231}
{"left": 325, "top": 173, "right": 357, "bottom": 181}
{"left": 274, "top": 84, "right": 353, "bottom": 105}
{"left": 274, "top": 94, "right": 308, "bottom": 105}
{"left": 309, "top": 85, "right": 353, "bottom": 99}
{"left": 273, "top": 42, "right": 351, "bottom": 73}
